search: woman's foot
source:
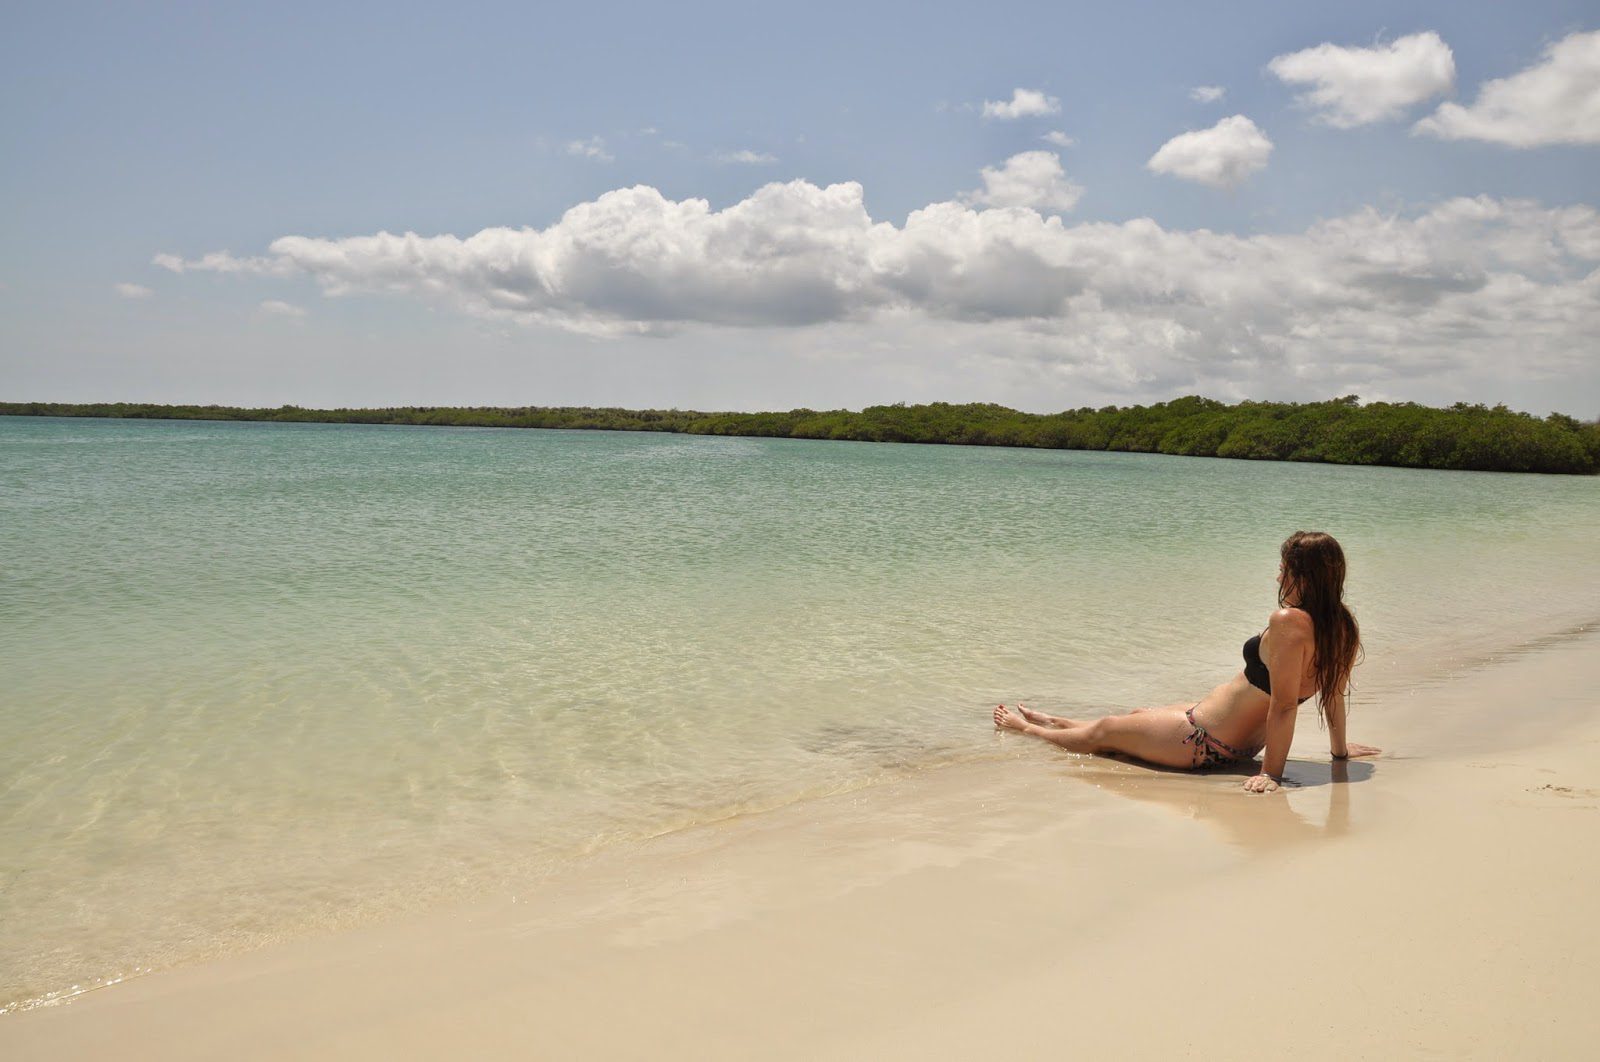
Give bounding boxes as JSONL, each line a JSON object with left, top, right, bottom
{"left": 994, "top": 704, "right": 1029, "bottom": 731}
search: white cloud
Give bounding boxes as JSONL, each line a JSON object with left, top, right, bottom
{"left": 114, "top": 282, "right": 152, "bottom": 298}
{"left": 1414, "top": 29, "right": 1600, "bottom": 146}
{"left": 257, "top": 299, "right": 306, "bottom": 318}
{"left": 982, "top": 88, "right": 1061, "bottom": 120}
{"left": 1146, "top": 115, "right": 1273, "bottom": 188}
{"left": 965, "top": 151, "right": 1084, "bottom": 213}
{"left": 1190, "top": 85, "right": 1225, "bottom": 103}
{"left": 153, "top": 250, "right": 294, "bottom": 276}
{"left": 566, "top": 136, "right": 613, "bottom": 161}
{"left": 163, "top": 182, "right": 1600, "bottom": 397}
{"left": 1269, "top": 31, "right": 1455, "bottom": 127}
{"left": 1040, "top": 130, "right": 1076, "bottom": 147}
{"left": 714, "top": 149, "right": 777, "bottom": 164}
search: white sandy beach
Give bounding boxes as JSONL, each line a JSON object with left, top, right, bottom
{"left": 4, "top": 624, "right": 1599, "bottom": 1060}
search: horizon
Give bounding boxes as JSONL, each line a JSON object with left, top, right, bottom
{"left": 9, "top": 391, "right": 1600, "bottom": 422}
{"left": 4, "top": 392, "right": 1597, "bottom": 420}
{"left": 3, "top": 2, "right": 1598, "bottom": 416}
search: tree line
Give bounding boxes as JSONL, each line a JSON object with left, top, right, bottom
{"left": 3, "top": 395, "right": 1597, "bottom": 474}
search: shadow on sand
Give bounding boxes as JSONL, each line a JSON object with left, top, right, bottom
{"left": 1055, "top": 754, "right": 1376, "bottom": 849}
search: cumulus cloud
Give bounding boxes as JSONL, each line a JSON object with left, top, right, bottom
{"left": 160, "top": 180, "right": 1600, "bottom": 396}
{"left": 965, "top": 151, "right": 1084, "bottom": 213}
{"left": 1146, "top": 115, "right": 1273, "bottom": 188}
{"left": 714, "top": 149, "right": 777, "bottom": 164}
{"left": 1040, "top": 130, "right": 1076, "bottom": 147}
{"left": 1414, "top": 29, "right": 1600, "bottom": 146}
{"left": 1269, "top": 31, "right": 1455, "bottom": 127}
{"left": 114, "top": 282, "right": 152, "bottom": 298}
{"left": 982, "top": 88, "right": 1061, "bottom": 120}
{"left": 257, "top": 299, "right": 306, "bottom": 318}
{"left": 566, "top": 136, "right": 613, "bottom": 161}
{"left": 1190, "top": 85, "right": 1225, "bottom": 103}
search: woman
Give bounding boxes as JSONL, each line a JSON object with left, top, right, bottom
{"left": 993, "top": 530, "right": 1379, "bottom": 793}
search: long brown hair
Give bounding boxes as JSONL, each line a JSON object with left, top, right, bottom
{"left": 1279, "top": 530, "right": 1361, "bottom": 722}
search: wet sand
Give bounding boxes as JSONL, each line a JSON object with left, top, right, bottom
{"left": 4, "top": 628, "right": 1598, "bottom": 1060}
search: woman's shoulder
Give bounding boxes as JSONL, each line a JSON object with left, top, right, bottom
{"left": 1267, "top": 605, "right": 1314, "bottom": 639}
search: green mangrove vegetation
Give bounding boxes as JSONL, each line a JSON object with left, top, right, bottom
{"left": 4, "top": 396, "right": 1598, "bottom": 474}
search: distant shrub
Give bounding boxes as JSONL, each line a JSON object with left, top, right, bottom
{"left": 3, "top": 395, "right": 1594, "bottom": 475}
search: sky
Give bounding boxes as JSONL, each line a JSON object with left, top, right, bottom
{"left": 2, "top": 1, "right": 1598, "bottom": 415}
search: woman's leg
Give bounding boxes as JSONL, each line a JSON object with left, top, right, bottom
{"left": 1015, "top": 701, "right": 1188, "bottom": 727}
{"left": 1014, "top": 704, "right": 1082, "bottom": 728}
{"left": 994, "top": 704, "right": 1197, "bottom": 769}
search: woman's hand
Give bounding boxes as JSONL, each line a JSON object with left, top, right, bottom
{"left": 1335, "top": 743, "right": 1382, "bottom": 758}
{"left": 1243, "top": 773, "right": 1282, "bottom": 793}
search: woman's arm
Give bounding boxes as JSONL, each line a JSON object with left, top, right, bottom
{"left": 1245, "top": 608, "right": 1312, "bottom": 793}
{"left": 1326, "top": 688, "right": 1349, "bottom": 758}
{"left": 1325, "top": 689, "right": 1381, "bottom": 759}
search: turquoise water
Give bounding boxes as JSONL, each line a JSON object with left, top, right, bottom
{"left": 3, "top": 415, "right": 1598, "bottom": 1009}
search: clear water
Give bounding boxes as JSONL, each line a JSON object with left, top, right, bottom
{"left": 3, "top": 415, "right": 1598, "bottom": 1009}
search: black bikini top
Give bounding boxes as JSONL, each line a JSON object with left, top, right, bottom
{"left": 1243, "top": 632, "right": 1313, "bottom": 704}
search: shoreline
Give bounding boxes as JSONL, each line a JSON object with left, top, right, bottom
{"left": 4, "top": 621, "right": 1598, "bottom": 1058}
{"left": 5, "top": 603, "right": 1594, "bottom": 1018}
{"left": 6, "top": 398, "right": 1598, "bottom": 476}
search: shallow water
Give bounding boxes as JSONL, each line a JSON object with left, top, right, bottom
{"left": 3, "top": 415, "right": 1597, "bottom": 1008}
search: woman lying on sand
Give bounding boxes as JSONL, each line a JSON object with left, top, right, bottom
{"left": 994, "top": 530, "right": 1380, "bottom": 793}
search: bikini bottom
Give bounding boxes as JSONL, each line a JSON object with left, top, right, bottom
{"left": 1182, "top": 703, "right": 1261, "bottom": 768}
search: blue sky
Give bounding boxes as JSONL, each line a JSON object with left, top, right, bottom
{"left": 3, "top": 1, "right": 1597, "bottom": 414}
